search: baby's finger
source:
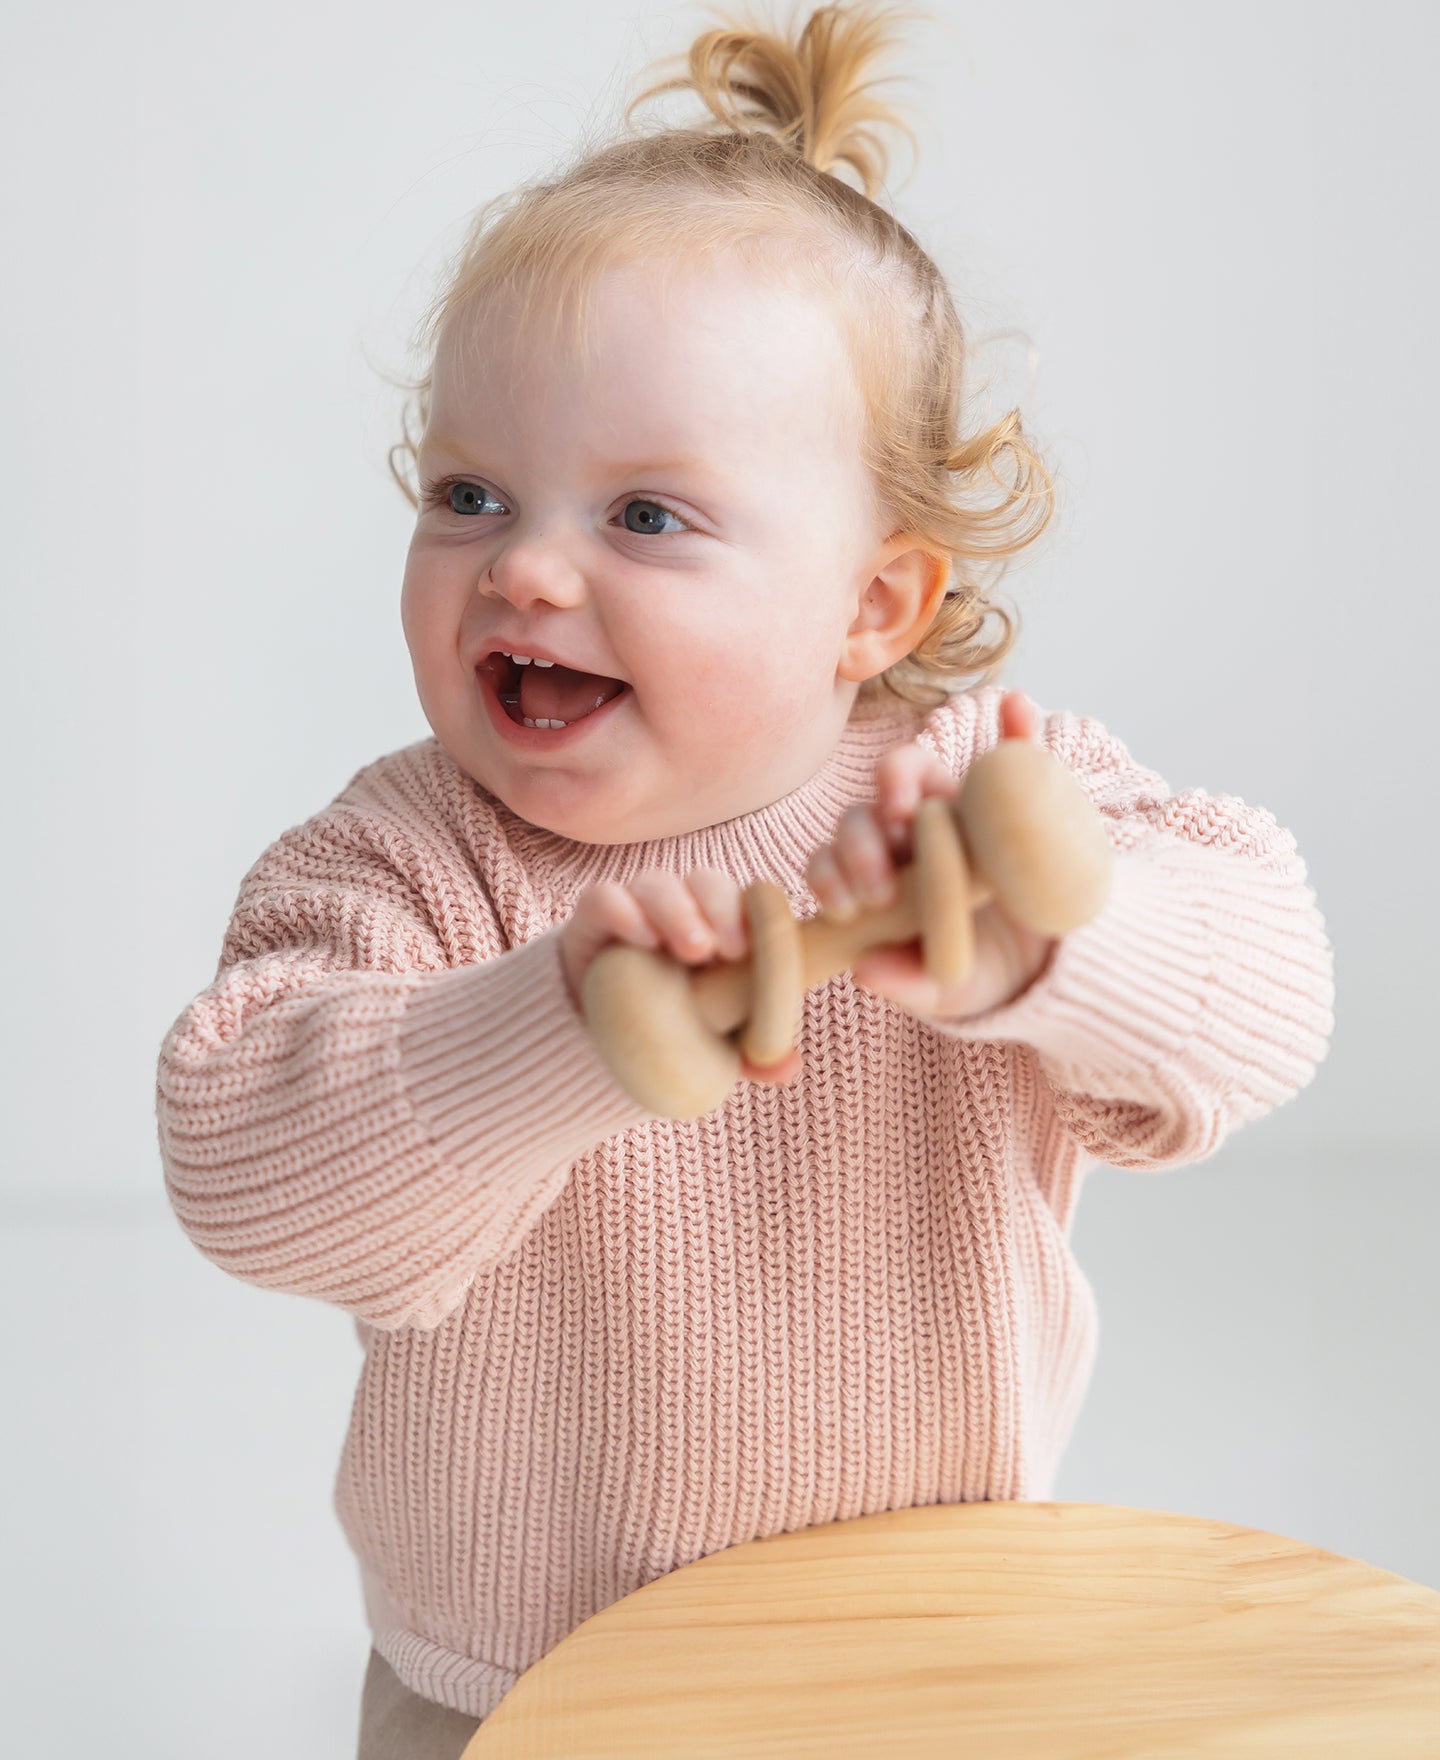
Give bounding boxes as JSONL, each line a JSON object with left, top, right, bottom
{"left": 832, "top": 802, "right": 900, "bottom": 909}
{"left": 684, "top": 868, "right": 749, "bottom": 961}
{"left": 873, "top": 743, "right": 957, "bottom": 857}
{"left": 627, "top": 871, "right": 724, "bottom": 963}
{"left": 805, "top": 842, "right": 863, "bottom": 924}
{"left": 575, "top": 880, "right": 662, "bottom": 951}
{"left": 560, "top": 881, "right": 663, "bottom": 1013}
{"left": 998, "top": 689, "right": 1039, "bottom": 742}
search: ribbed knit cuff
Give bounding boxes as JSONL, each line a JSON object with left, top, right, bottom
{"left": 926, "top": 843, "right": 1213, "bottom": 1089}
{"left": 399, "top": 927, "right": 658, "bottom": 1177}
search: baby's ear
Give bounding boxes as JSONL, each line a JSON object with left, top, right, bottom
{"left": 839, "top": 538, "right": 949, "bottom": 683}
{"left": 875, "top": 539, "right": 950, "bottom": 623}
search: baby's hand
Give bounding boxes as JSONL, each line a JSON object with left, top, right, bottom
{"left": 560, "top": 868, "right": 803, "bottom": 1087}
{"left": 805, "top": 690, "right": 1059, "bottom": 1023}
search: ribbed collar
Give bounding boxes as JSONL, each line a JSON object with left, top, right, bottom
{"left": 466, "top": 692, "right": 932, "bottom": 891}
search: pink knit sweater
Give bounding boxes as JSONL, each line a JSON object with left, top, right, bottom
{"left": 155, "top": 684, "right": 1334, "bottom": 1721}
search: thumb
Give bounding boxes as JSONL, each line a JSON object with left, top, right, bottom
{"left": 851, "top": 943, "right": 938, "bottom": 1012}
{"left": 999, "top": 689, "right": 1039, "bottom": 742}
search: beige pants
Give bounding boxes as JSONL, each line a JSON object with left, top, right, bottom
{"left": 357, "top": 1648, "right": 485, "bottom": 1760}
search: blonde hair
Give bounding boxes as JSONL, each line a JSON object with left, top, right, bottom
{"left": 385, "top": 1, "right": 1057, "bottom": 712}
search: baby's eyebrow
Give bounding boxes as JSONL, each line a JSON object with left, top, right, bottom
{"left": 416, "top": 436, "right": 483, "bottom": 467}
{"left": 602, "top": 456, "right": 719, "bottom": 481}
{"left": 420, "top": 435, "right": 721, "bottom": 482}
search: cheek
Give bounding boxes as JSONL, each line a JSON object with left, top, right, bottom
{"left": 401, "top": 555, "right": 462, "bottom": 641}
{"left": 648, "top": 607, "right": 822, "bottom": 712}
{"left": 400, "top": 592, "right": 443, "bottom": 673}
{"left": 399, "top": 546, "right": 429, "bottom": 620}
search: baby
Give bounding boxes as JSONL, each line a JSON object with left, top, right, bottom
{"left": 154, "top": 5, "right": 1336, "bottom": 1755}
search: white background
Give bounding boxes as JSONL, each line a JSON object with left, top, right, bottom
{"left": 4, "top": 1, "right": 1437, "bottom": 1753}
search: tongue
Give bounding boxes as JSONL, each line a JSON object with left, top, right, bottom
{"left": 518, "top": 662, "right": 627, "bottom": 724}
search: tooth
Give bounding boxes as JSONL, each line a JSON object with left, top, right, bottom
{"left": 502, "top": 652, "right": 556, "bottom": 667}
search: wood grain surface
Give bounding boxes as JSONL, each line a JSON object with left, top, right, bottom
{"left": 465, "top": 1501, "right": 1440, "bottom": 1758}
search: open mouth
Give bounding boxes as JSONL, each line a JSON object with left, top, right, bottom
{"left": 478, "top": 654, "right": 630, "bottom": 730}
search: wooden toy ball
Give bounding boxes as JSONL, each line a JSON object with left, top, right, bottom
{"left": 581, "top": 735, "right": 1115, "bottom": 1120}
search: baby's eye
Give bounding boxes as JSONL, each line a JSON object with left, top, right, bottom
{"left": 422, "top": 477, "right": 505, "bottom": 516}
{"left": 420, "top": 476, "right": 691, "bottom": 534}
{"left": 618, "top": 498, "right": 690, "bottom": 536}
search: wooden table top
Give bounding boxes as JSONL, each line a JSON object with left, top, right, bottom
{"left": 464, "top": 1501, "right": 1440, "bottom": 1758}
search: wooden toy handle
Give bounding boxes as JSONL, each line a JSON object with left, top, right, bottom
{"left": 682, "top": 831, "right": 997, "bottom": 1045}
{"left": 582, "top": 738, "right": 1114, "bottom": 1119}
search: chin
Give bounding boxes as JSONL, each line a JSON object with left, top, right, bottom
{"left": 490, "top": 775, "right": 629, "bottom": 844}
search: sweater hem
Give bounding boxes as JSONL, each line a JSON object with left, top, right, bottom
{"left": 361, "top": 1565, "right": 520, "bottom": 1723}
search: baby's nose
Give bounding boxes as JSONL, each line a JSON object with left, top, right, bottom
{"left": 483, "top": 543, "right": 588, "bottom": 609}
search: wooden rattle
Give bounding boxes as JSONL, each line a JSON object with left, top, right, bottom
{"left": 582, "top": 736, "right": 1115, "bottom": 1119}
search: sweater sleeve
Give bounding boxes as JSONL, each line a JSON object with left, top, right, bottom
{"left": 924, "top": 700, "right": 1336, "bottom": 1171}
{"left": 155, "top": 798, "right": 655, "bottom": 1332}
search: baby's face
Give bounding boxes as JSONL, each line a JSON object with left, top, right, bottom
{"left": 401, "top": 252, "right": 892, "bottom": 844}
